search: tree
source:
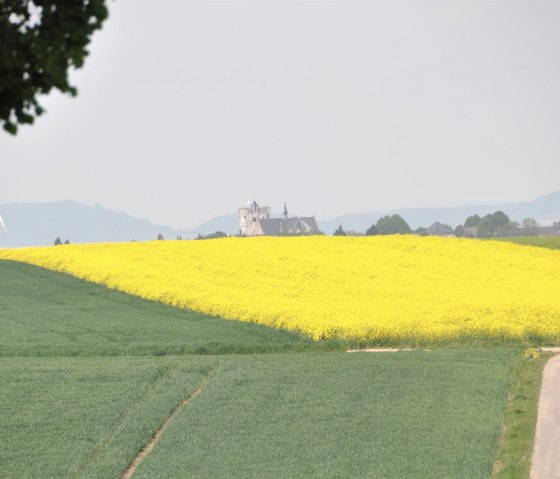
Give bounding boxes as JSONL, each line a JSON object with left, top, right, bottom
{"left": 522, "top": 218, "right": 539, "bottom": 236}
{"left": 1, "top": 0, "right": 108, "bottom": 134}
{"left": 415, "top": 226, "right": 428, "bottom": 236}
{"left": 365, "top": 223, "right": 377, "bottom": 236}
{"left": 477, "top": 211, "right": 515, "bottom": 237}
{"left": 372, "top": 214, "right": 411, "bottom": 235}
{"left": 157, "top": 233, "right": 164, "bottom": 240}
{"left": 333, "top": 225, "right": 346, "bottom": 236}
{"left": 54, "top": 236, "right": 61, "bottom": 245}
{"left": 454, "top": 225, "right": 464, "bottom": 237}
{"left": 464, "top": 215, "right": 481, "bottom": 227}
{"left": 64, "top": 239, "right": 70, "bottom": 244}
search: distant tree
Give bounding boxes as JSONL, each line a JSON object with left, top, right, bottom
{"left": 477, "top": 211, "right": 515, "bottom": 237}
{"left": 54, "top": 237, "right": 62, "bottom": 245}
{"left": 157, "top": 233, "right": 164, "bottom": 240}
{"left": 373, "top": 214, "right": 412, "bottom": 235}
{"left": 365, "top": 223, "right": 377, "bottom": 236}
{"left": 415, "top": 226, "right": 428, "bottom": 236}
{"left": 64, "top": 239, "right": 70, "bottom": 245}
{"left": 197, "top": 231, "right": 227, "bottom": 240}
{"left": 1, "top": 0, "right": 109, "bottom": 134}
{"left": 522, "top": 218, "right": 539, "bottom": 236}
{"left": 454, "top": 225, "right": 464, "bottom": 237}
{"left": 333, "top": 225, "right": 346, "bottom": 236}
{"left": 464, "top": 215, "right": 482, "bottom": 227}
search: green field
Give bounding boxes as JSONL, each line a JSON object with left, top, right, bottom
{"left": 0, "top": 259, "right": 544, "bottom": 478}
{"left": 0, "top": 260, "right": 338, "bottom": 357}
{"left": 492, "top": 235, "right": 560, "bottom": 250}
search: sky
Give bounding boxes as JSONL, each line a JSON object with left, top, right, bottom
{"left": 1, "top": 0, "right": 559, "bottom": 229}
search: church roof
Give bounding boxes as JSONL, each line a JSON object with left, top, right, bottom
{"left": 257, "top": 216, "right": 319, "bottom": 235}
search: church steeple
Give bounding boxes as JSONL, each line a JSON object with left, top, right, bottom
{"left": 283, "top": 201, "right": 288, "bottom": 219}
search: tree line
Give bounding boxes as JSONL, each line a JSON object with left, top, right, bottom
{"left": 333, "top": 211, "right": 543, "bottom": 238}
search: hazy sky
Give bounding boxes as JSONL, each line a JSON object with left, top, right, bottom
{"left": 1, "top": 0, "right": 559, "bottom": 229}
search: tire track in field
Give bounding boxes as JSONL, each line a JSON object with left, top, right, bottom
{"left": 122, "top": 369, "right": 217, "bottom": 479}
{"left": 72, "top": 362, "right": 186, "bottom": 478}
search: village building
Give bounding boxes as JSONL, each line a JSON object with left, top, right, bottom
{"left": 426, "top": 222, "right": 453, "bottom": 237}
{"left": 239, "top": 200, "right": 320, "bottom": 236}
{"left": 537, "top": 221, "right": 560, "bottom": 236}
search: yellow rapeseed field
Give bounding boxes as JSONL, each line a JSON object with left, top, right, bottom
{"left": 1, "top": 236, "right": 559, "bottom": 342}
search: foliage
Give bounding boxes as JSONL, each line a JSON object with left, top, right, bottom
{"left": 522, "top": 347, "right": 540, "bottom": 361}
{"left": 370, "top": 214, "right": 412, "bottom": 235}
{"left": 333, "top": 224, "right": 346, "bottom": 236}
{"left": 522, "top": 218, "right": 539, "bottom": 236}
{"left": 465, "top": 214, "right": 482, "bottom": 227}
{"left": 196, "top": 230, "right": 228, "bottom": 240}
{"left": 454, "top": 225, "right": 464, "bottom": 237}
{"left": 0, "top": 0, "right": 108, "bottom": 134}
{"left": 54, "top": 236, "right": 61, "bottom": 245}
{"left": 157, "top": 233, "right": 164, "bottom": 240}
{"left": 3, "top": 236, "right": 560, "bottom": 343}
{"left": 476, "top": 211, "right": 513, "bottom": 237}
{"left": 463, "top": 214, "right": 545, "bottom": 239}
{"left": 415, "top": 226, "right": 428, "bottom": 236}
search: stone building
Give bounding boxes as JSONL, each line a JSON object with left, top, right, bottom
{"left": 239, "top": 200, "right": 320, "bottom": 236}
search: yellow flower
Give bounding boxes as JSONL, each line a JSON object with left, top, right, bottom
{"left": 1, "top": 236, "right": 559, "bottom": 342}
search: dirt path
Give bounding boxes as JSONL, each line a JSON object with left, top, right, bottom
{"left": 530, "top": 349, "right": 560, "bottom": 479}
{"left": 121, "top": 370, "right": 217, "bottom": 479}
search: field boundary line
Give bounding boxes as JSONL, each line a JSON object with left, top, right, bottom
{"left": 121, "top": 369, "right": 217, "bottom": 479}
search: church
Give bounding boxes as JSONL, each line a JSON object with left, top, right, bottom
{"left": 239, "top": 200, "right": 320, "bottom": 236}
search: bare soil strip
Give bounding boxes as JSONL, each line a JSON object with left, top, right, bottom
{"left": 530, "top": 353, "right": 560, "bottom": 479}
{"left": 121, "top": 370, "right": 217, "bottom": 479}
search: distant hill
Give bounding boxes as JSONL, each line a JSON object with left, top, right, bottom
{"left": 0, "top": 191, "right": 558, "bottom": 247}
{"left": 319, "top": 190, "right": 560, "bottom": 235}
{"left": 0, "top": 201, "right": 182, "bottom": 247}
{"left": 185, "top": 191, "right": 560, "bottom": 236}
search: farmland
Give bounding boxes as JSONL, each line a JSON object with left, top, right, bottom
{"left": 0, "top": 259, "right": 534, "bottom": 478}
{"left": 1, "top": 236, "right": 560, "bottom": 344}
{"left": 493, "top": 235, "right": 560, "bottom": 250}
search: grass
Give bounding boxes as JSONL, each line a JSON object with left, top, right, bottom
{"left": 134, "top": 350, "right": 517, "bottom": 479}
{"left": 492, "top": 352, "right": 550, "bottom": 479}
{"left": 0, "top": 260, "right": 341, "bottom": 356}
{"left": 0, "top": 356, "right": 218, "bottom": 478}
{"left": 491, "top": 236, "right": 560, "bottom": 250}
{"left": 0, "top": 258, "right": 551, "bottom": 478}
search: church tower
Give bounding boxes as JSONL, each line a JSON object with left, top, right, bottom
{"left": 239, "top": 198, "right": 271, "bottom": 236}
